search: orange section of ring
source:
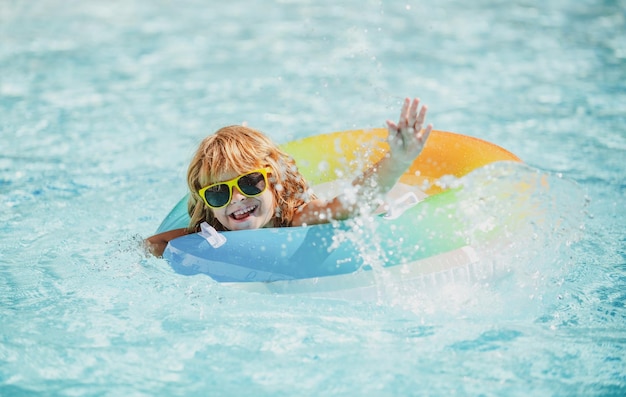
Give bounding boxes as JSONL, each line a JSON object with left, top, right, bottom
{"left": 280, "top": 129, "right": 521, "bottom": 195}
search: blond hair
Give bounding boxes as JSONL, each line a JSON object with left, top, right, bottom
{"left": 186, "top": 125, "right": 315, "bottom": 232}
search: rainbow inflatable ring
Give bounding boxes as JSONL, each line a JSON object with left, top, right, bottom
{"left": 156, "top": 129, "right": 523, "bottom": 300}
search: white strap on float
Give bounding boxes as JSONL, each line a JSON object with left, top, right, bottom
{"left": 199, "top": 222, "right": 227, "bottom": 248}
{"left": 383, "top": 192, "right": 420, "bottom": 220}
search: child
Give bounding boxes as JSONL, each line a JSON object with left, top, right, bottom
{"left": 146, "top": 97, "right": 432, "bottom": 257}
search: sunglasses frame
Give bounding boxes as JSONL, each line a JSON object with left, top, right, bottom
{"left": 198, "top": 167, "right": 271, "bottom": 209}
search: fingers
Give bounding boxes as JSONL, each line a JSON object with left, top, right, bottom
{"left": 415, "top": 104, "right": 428, "bottom": 130}
{"left": 386, "top": 119, "right": 398, "bottom": 131}
{"left": 407, "top": 98, "right": 420, "bottom": 127}
{"left": 386, "top": 98, "right": 432, "bottom": 160}
{"left": 418, "top": 123, "right": 433, "bottom": 142}
{"left": 395, "top": 97, "right": 427, "bottom": 132}
{"left": 397, "top": 98, "right": 410, "bottom": 129}
{"left": 388, "top": 97, "right": 431, "bottom": 140}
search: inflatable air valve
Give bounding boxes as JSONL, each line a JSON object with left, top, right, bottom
{"left": 199, "top": 222, "right": 227, "bottom": 248}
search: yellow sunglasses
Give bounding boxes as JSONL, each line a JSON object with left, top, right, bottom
{"left": 198, "top": 168, "right": 271, "bottom": 209}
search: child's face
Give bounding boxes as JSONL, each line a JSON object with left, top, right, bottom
{"left": 209, "top": 170, "right": 276, "bottom": 231}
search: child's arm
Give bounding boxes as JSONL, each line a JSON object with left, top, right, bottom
{"left": 293, "top": 97, "right": 432, "bottom": 225}
{"left": 144, "top": 228, "right": 188, "bottom": 257}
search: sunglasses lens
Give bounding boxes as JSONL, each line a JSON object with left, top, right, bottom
{"left": 204, "top": 184, "right": 230, "bottom": 207}
{"left": 237, "top": 172, "right": 266, "bottom": 196}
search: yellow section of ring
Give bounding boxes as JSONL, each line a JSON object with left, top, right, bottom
{"left": 280, "top": 129, "right": 522, "bottom": 195}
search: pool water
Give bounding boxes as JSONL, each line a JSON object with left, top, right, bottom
{"left": 1, "top": 0, "right": 625, "bottom": 395}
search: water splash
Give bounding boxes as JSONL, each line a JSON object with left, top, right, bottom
{"left": 340, "top": 162, "right": 587, "bottom": 314}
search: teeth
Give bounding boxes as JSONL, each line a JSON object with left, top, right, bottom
{"left": 232, "top": 205, "right": 256, "bottom": 216}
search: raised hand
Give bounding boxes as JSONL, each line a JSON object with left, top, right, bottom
{"left": 292, "top": 97, "right": 435, "bottom": 225}
{"left": 385, "top": 97, "right": 433, "bottom": 167}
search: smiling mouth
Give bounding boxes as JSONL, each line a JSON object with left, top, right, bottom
{"left": 230, "top": 205, "right": 258, "bottom": 220}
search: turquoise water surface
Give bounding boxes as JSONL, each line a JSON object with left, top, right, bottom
{"left": 1, "top": 0, "right": 625, "bottom": 395}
